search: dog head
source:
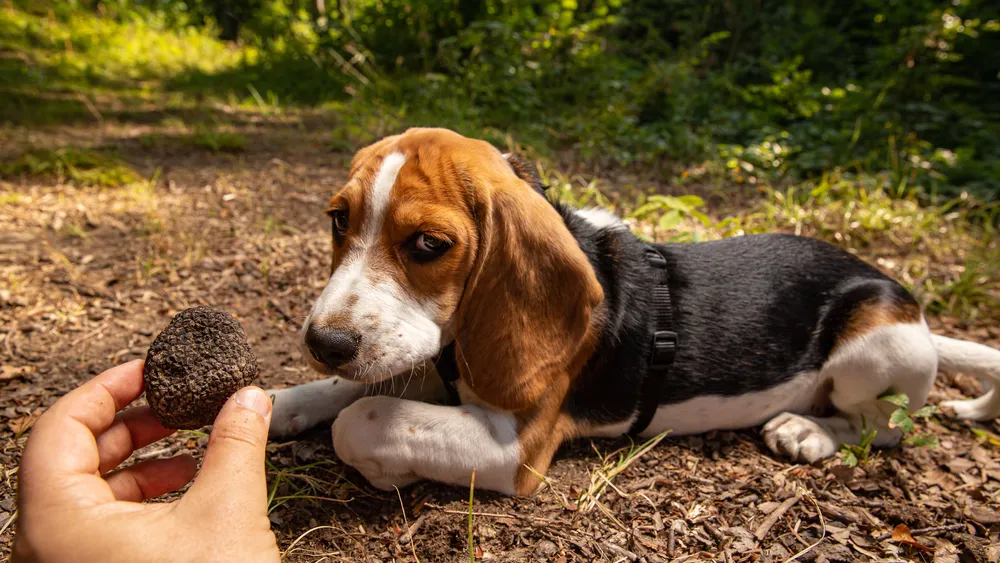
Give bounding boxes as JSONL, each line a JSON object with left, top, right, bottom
{"left": 303, "top": 128, "right": 603, "bottom": 410}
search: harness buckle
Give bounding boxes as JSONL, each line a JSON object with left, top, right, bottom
{"left": 650, "top": 330, "right": 678, "bottom": 369}
{"left": 645, "top": 247, "right": 667, "bottom": 268}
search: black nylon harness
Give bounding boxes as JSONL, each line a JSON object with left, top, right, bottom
{"left": 432, "top": 244, "right": 678, "bottom": 438}
{"left": 629, "top": 245, "right": 678, "bottom": 436}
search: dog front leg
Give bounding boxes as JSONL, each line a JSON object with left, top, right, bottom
{"left": 267, "top": 365, "right": 449, "bottom": 438}
{"left": 332, "top": 393, "right": 574, "bottom": 496}
{"left": 332, "top": 397, "right": 523, "bottom": 494}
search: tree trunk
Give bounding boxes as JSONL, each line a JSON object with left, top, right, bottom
{"left": 214, "top": 1, "right": 241, "bottom": 42}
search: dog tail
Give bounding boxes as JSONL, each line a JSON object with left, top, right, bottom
{"left": 933, "top": 334, "right": 1000, "bottom": 421}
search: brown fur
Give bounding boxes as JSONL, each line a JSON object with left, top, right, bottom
{"left": 836, "top": 299, "right": 921, "bottom": 350}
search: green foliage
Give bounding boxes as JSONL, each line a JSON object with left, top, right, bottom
{"left": 1, "top": 148, "right": 141, "bottom": 187}
{"left": 630, "top": 195, "right": 711, "bottom": 235}
{"left": 970, "top": 427, "right": 1000, "bottom": 448}
{"left": 881, "top": 392, "right": 940, "bottom": 449}
{"left": 925, "top": 254, "right": 1000, "bottom": 322}
{"left": 2, "top": 1, "right": 999, "bottom": 199}
{"left": 0, "top": 4, "right": 238, "bottom": 92}
{"left": 839, "top": 392, "right": 941, "bottom": 466}
{"left": 187, "top": 127, "right": 248, "bottom": 153}
{"left": 840, "top": 417, "right": 878, "bottom": 468}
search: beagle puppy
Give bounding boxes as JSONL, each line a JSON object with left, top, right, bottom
{"left": 266, "top": 128, "right": 1000, "bottom": 496}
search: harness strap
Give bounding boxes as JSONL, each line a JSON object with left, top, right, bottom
{"left": 628, "top": 245, "right": 678, "bottom": 437}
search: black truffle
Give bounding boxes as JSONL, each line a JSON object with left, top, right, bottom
{"left": 144, "top": 306, "right": 258, "bottom": 429}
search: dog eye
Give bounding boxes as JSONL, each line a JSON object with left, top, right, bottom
{"left": 331, "top": 210, "right": 349, "bottom": 236}
{"left": 416, "top": 234, "right": 444, "bottom": 252}
{"left": 409, "top": 233, "right": 452, "bottom": 262}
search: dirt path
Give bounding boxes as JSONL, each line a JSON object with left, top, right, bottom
{"left": 1, "top": 117, "right": 998, "bottom": 562}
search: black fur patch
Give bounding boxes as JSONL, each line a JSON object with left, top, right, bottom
{"left": 554, "top": 206, "right": 918, "bottom": 427}
{"left": 504, "top": 153, "right": 547, "bottom": 195}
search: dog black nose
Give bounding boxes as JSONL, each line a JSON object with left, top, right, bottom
{"left": 304, "top": 325, "right": 360, "bottom": 369}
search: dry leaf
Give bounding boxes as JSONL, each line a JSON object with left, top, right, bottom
{"left": 0, "top": 364, "right": 33, "bottom": 381}
{"left": 9, "top": 412, "right": 40, "bottom": 434}
{"left": 965, "top": 505, "right": 1000, "bottom": 525}
{"left": 891, "top": 524, "right": 934, "bottom": 553}
{"left": 929, "top": 537, "right": 959, "bottom": 563}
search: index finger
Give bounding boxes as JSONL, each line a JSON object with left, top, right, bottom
{"left": 19, "top": 360, "right": 146, "bottom": 504}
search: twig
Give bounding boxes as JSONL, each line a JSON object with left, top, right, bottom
{"left": 783, "top": 495, "right": 826, "bottom": 563}
{"left": 136, "top": 446, "right": 175, "bottom": 461}
{"left": 755, "top": 494, "right": 801, "bottom": 541}
{"left": 0, "top": 510, "right": 17, "bottom": 537}
{"left": 873, "top": 523, "right": 966, "bottom": 542}
{"left": 281, "top": 525, "right": 340, "bottom": 560}
{"left": 704, "top": 520, "right": 727, "bottom": 545}
{"left": 668, "top": 520, "right": 683, "bottom": 557}
{"left": 70, "top": 321, "right": 109, "bottom": 347}
{"left": 398, "top": 514, "right": 428, "bottom": 546}
{"left": 605, "top": 543, "right": 638, "bottom": 561}
{"left": 77, "top": 93, "right": 103, "bottom": 121}
{"left": 468, "top": 469, "right": 476, "bottom": 563}
{"left": 394, "top": 486, "right": 420, "bottom": 562}
{"left": 815, "top": 501, "right": 862, "bottom": 525}
{"left": 434, "top": 507, "right": 555, "bottom": 525}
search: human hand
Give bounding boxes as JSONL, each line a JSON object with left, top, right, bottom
{"left": 13, "top": 359, "right": 280, "bottom": 563}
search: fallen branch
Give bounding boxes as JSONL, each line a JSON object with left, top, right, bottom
{"left": 815, "top": 501, "right": 863, "bottom": 525}
{"left": 605, "top": 543, "right": 638, "bottom": 562}
{"left": 755, "top": 494, "right": 801, "bottom": 541}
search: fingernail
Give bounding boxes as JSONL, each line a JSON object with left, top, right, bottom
{"left": 233, "top": 387, "right": 271, "bottom": 418}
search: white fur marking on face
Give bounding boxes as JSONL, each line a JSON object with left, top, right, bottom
{"left": 305, "top": 151, "right": 444, "bottom": 382}
{"left": 574, "top": 207, "right": 625, "bottom": 231}
{"left": 364, "top": 151, "right": 407, "bottom": 242}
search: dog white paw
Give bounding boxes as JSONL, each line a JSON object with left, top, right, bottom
{"left": 266, "top": 388, "right": 312, "bottom": 438}
{"left": 762, "top": 413, "right": 839, "bottom": 463}
{"left": 332, "top": 397, "right": 420, "bottom": 490}
{"left": 267, "top": 377, "right": 369, "bottom": 439}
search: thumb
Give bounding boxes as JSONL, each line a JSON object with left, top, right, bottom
{"left": 183, "top": 386, "right": 272, "bottom": 515}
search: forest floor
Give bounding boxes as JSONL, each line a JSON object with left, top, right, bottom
{"left": 1, "top": 104, "right": 999, "bottom": 563}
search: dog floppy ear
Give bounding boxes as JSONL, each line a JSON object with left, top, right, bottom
{"left": 502, "top": 153, "right": 546, "bottom": 195}
{"left": 455, "top": 165, "right": 603, "bottom": 412}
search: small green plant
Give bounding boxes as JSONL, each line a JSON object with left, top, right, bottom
{"left": 881, "top": 392, "right": 939, "bottom": 448}
{"left": 839, "top": 393, "right": 939, "bottom": 467}
{"left": 64, "top": 222, "right": 88, "bottom": 239}
{"left": 265, "top": 459, "right": 351, "bottom": 515}
{"left": 186, "top": 127, "right": 248, "bottom": 153}
{"left": 0, "top": 191, "right": 25, "bottom": 206}
{"left": 540, "top": 166, "right": 612, "bottom": 210}
{"left": 629, "top": 194, "right": 711, "bottom": 234}
{"left": 1, "top": 148, "right": 141, "bottom": 187}
{"left": 970, "top": 428, "right": 1000, "bottom": 448}
{"left": 839, "top": 416, "right": 878, "bottom": 468}
{"left": 577, "top": 431, "right": 670, "bottom": 513}
{"left": 926, "top": 255, "right": 999, "bottom": 322}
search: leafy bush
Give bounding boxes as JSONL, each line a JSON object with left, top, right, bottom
{"left": 3, "top": 0, "right": 999, "bottom": 200}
